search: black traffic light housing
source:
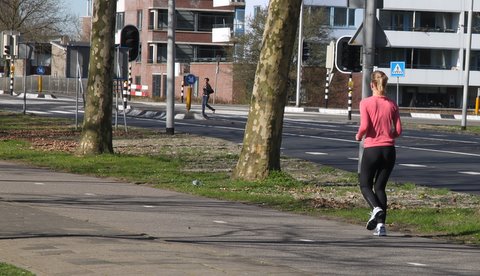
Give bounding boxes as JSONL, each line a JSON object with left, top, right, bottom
{"left": 335, "top": 36, "right": 362, "bottom": 73}
{"left": 4, "top": 45, "right": 11, "bottom": 57}
{"left": 120, "top": 25, "right": 140, "bottom": 62}
{"left": 302, "top": 40, "right": 310, "bottom": 62}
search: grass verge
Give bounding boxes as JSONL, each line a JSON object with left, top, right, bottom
{"left": 0, "top": 263, "right": 34, "bottom": 276}
{"left": 1, "top": 112, "right": 480, "bottom": 246}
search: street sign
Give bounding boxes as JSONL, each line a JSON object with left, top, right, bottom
{"left": 36, "top": 66, "right": 46, "bottom": 75}
{"left": 390, "top": 61, "right": 405, "bottom": 77}
{"left": 185, "top": 74, "right": 196, "bottom": 85}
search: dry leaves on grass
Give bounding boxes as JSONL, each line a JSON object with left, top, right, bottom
{"left": 6, "top": 127, "right": 479, "bottom": 210}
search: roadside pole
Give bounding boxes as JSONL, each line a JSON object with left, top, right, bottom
{"left": 358, "top": 0, "right": 378, "bottom": 174}
{"left": 166, "top": 0, "right": 175, "bottom": 135}
{"left": 461, "top": 0, "right": 474, "bottom": 130}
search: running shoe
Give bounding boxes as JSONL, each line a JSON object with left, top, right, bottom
{"left": 366, "top": 207, "right": 384, "bottom": 230}
{"left": 373, "top": 224, "right": 387, "bottom": 236}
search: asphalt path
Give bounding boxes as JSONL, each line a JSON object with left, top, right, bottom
{"left": 1, "top": 160, "right": 480, "bottom": 275}
{"left": 1, "top": 94, "right": 480, "bottom": 194}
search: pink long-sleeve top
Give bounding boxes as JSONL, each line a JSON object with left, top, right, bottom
{"left": 356, "top": 95, "right": 402, "bottom": 148}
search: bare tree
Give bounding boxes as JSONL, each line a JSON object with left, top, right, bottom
{"left": 76, "top": 0, "right": 116, "bottom": 155}
{"left": 0, "top": 0, "right": 77, "bottom": 42}
{"left": 233, "top": 0, "right": 302, "bottom": 181}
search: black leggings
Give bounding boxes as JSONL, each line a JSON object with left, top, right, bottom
{"left": 359, "top": 146, "right": 396, "bottom": 224}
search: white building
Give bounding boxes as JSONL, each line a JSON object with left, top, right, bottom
{"left": 248, "top": 0, "right": 480, "bottom": 108}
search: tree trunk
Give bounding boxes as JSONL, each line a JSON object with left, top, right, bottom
{"left": 76, "top": 0, "right": 117, "bottom": 155}
{"left": 233, "top": 0, "right": 302, "bottom": 181}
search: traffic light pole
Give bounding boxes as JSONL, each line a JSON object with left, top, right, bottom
{"left": 166, "top": 0, "right": 175, "bottom": 135}
{"left": 295, "top": 1, "right": 304, "bottom": 107}
{"left": 361, "top": 0, "right": 377, "bottom": 99}
{"left": 358, "top": 0, "right": 378, "bottom": 175}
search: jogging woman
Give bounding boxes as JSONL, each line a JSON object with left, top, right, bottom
{"left": 355, "top": 70, "right": 402, "bottom": 236}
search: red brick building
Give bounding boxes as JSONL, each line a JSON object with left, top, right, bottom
{"left": 93, "top": 0, "right": 247, "bottom": 103}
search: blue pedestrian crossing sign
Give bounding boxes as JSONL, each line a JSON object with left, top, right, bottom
{"left": 390, "top": 61, "right": 405, "bottom": 77}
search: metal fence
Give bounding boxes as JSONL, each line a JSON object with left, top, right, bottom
{"left": 0, "top": 76, "right": 88, "bottom": 96}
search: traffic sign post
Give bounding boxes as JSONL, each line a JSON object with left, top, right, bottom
{"left": 184, "top": 74, "right": 196, "bottom": 111}
{"left": 390, "top": 61, "right": 405, "bottom": 104}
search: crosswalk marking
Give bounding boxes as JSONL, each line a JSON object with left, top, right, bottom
{"left": 459, "top": 171, "right": 480, "bottom": 176}
{"left": 306, "top": 152, "right": 328, "bottom": 155}
{"left": 399, "top": 164, "right": 428, "bottom": 168}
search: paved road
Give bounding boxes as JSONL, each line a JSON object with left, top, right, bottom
{"left": 1, "top": 160, "right": 480, "bottom": 275}
{"left": 1, "top": 94, "right": 480, "bottom": 194}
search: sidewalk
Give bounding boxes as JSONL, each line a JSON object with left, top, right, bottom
{"left": 1, "top": 160, "right": 480, "bottom": 275}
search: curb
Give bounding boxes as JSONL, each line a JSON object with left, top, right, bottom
{"left": 285, "top": 106, "right": 480, "bottom": 121}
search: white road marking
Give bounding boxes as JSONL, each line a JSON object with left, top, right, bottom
{"left": 84, "top": 193, "right": 96, "bottom": 196}
{"left": 28, "top": 110, "right": 49, "bottom": 115}
{"left": 305, "top": 152, "right": 328, "bottom": 155}
{"left": 168, "top": 121, "right": 480, "bottom": 157}
{"left": 459, "top": 171, "right": 480, "bottom": 176}
{"left": 402, "top": 135, "right": 477, "bottom": 144}
{"left": 34, "top": 182, "right": 45, "bottom": 185}
{"left": 399, "top": 164, "right": 428, "bottom": 168}
{"left": 348, "top": 157, "right": 359, "bottom": 161}
{"left": 407, "top": 262, "right": 428, "bottom": 267}
{"left": 299, "top": 239, "right": 314, "bottom": 242}
{"left": 397, "top": 145, "right": 480, "bottom": 157}
{"left": 213, "top": 220, "right": 228, "bottom": 224}
{"left": 143, "top": 205, "right": 156, "bottom": 208}
{"left": 51, "top": 110, "right": 74, "bottom": 114}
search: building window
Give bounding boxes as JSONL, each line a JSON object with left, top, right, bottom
{"left": 158, "top": 10, "right": 168, "bottom": 30}
{"left": 197, "top": 45, "right": 227, "bottom": 61}
{"left": 327, "top": 7, "right": 355, "bottom": 27}
{"left": 348, "top": 9, "right": 355, "bottom": 26}
{"left": 135, "top": 76, "right": 141, "bottom": 85}
{"left": 177, "top": 11, "right": 195, "bottom": 31}
{"left": 137, "top": 43, "right": 142, "bottom": 62}
{"left": 234, "top": 8, "right": 245, "bottom": 35}
{"left": 380, "top": 10, "right": 413, "bottom": 31}
{"left": 137, "top": 10, "right": 143, "bottom": 30}
{"left": 198, "top": 12, "right": 234, "bottom": 31}
{"left": 148, "top": 9, "right": 168, "bottom": 30}
{"left": 157, "top": 44, "right": 167, "bottom": 63}
{"left": 116, "top": 12, "right": 125, "bottom": 31}
{"left": 333, "top": 7, "right": 347, "bottom": 26}
{"left": 176, "top": 44, "right": 194, "bottom": 62}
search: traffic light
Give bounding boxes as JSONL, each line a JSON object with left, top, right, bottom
{"left": 120, "top": 25, "right": 140, "bottom": 62}
{"left": 335, "top": 36, "right": 362, "bottom": 73}
{"left": 4, "top": 45, "right": 10, "bottom": 57}
{"left": 302, "top": 41, "right": 310, "bottom": 62}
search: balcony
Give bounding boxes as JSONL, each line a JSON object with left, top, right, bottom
{"left": 213, "top": 0, "right": 245, "bottom": 7}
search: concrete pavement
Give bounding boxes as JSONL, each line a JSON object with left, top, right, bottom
{"left": 1, "top": 160, "right": 480, "bottom": 275}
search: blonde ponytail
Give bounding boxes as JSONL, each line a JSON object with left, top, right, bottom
{"left": 371, "top": 71, "right": 388, "bottom": 93}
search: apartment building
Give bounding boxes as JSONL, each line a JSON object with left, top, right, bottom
{"left": 114, "top": 0, "right": 245, "bottom": 102}
{"left": 376, "top": 0, "right": 479, "bottom": 108}
{"left": 251, "top": 0, "right": 479, "bottom": 109}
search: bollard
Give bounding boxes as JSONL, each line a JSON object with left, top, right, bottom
{"left": 9, "top": 63, "right": 14, "bottom": 95}
{"left": 123, "top": 80, "right": 128, "bottom": 109}
{"left": 38, "top": 75, "right": 42, "bottom": 94}
{"left": 185, "top": 86, "right": 192, "bottom": 111}
{"left": 475, "top": 96, "right": 479, "bottom": 115}
{"left": 325, "top": 70, "right": 329, "bottom": 108}
{"left": 348, "top": 74, "right": 353, "bottom": 120}
{"left": 181, "top": 80, "right": 185, "bottom": 103}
